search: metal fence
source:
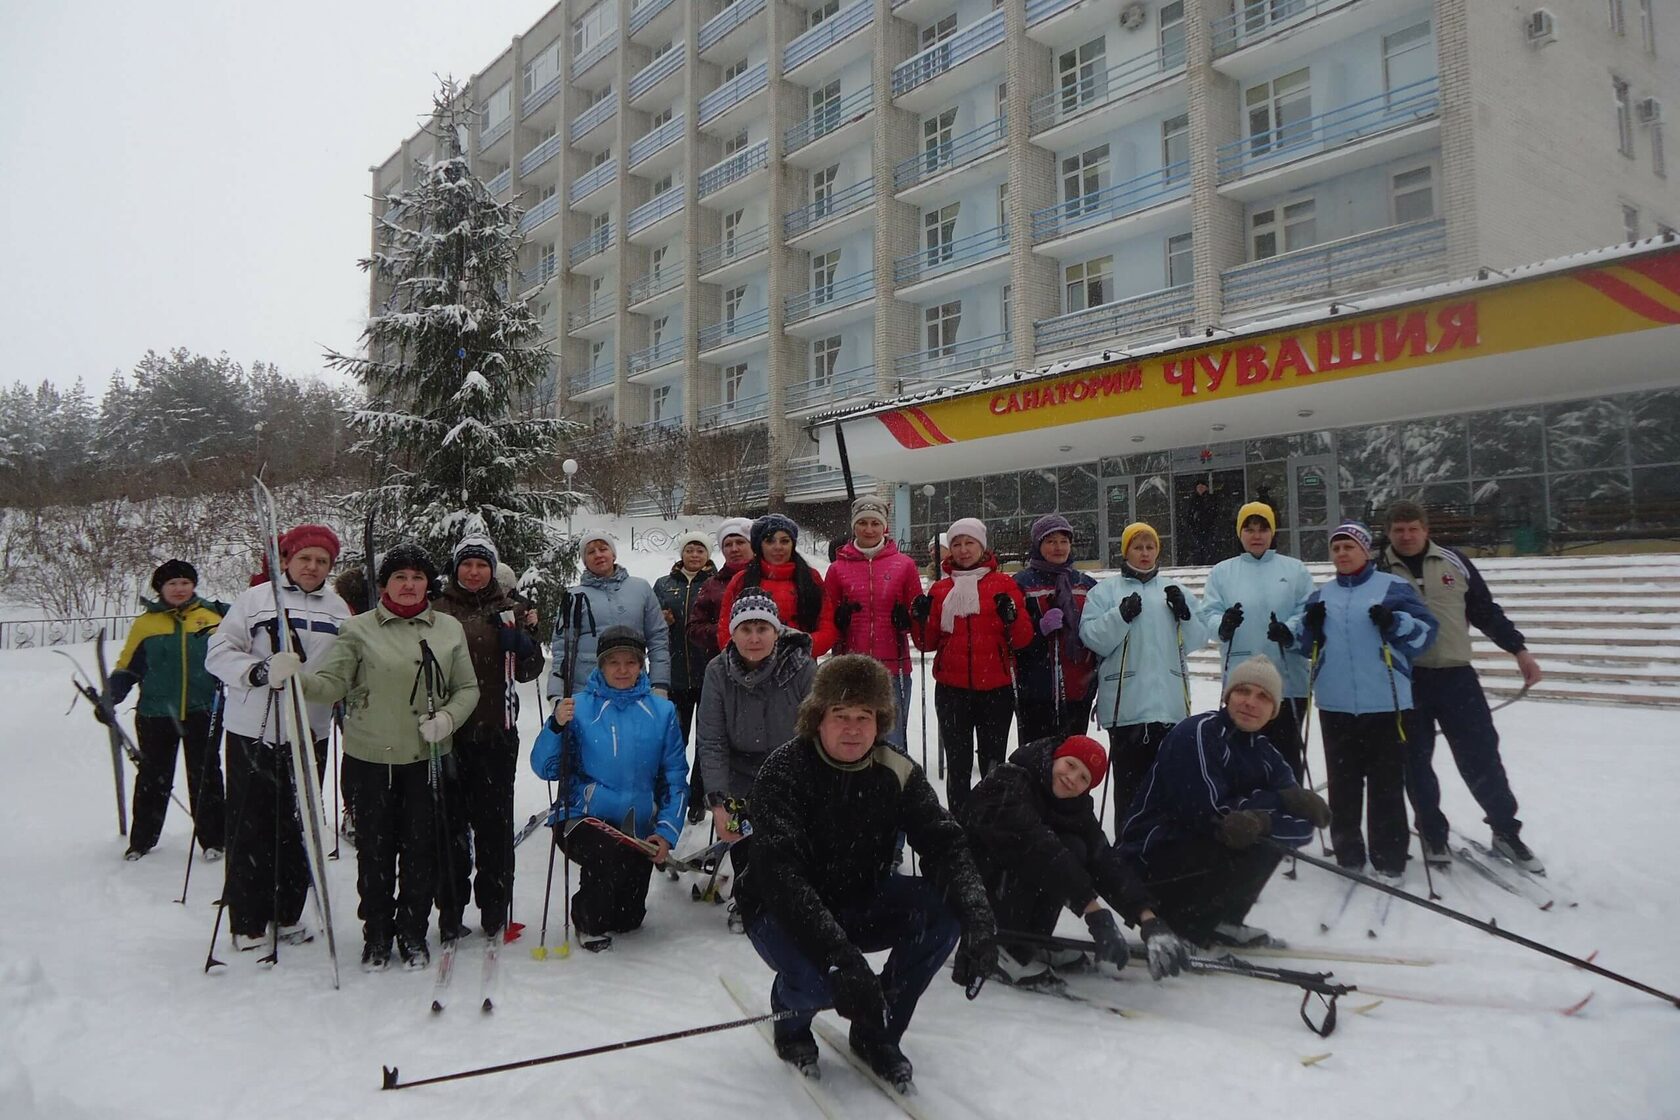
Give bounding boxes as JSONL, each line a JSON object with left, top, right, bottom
{"left": 0, "top": 615, "right": 132, "bottom": 651}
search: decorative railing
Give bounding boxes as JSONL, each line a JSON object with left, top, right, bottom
{"left": 628, "top": 335, "right": 685, "bottom": 373}
{"left": 699, "top": 224, "right": 771, "bottom": 272}
{"left": 572, "top": 158, "right": 617, "bottom": 203}
{"left": 1029, "top": 160, "right": 1190, "bottom": 241}
{"left": 699, "top": 62, "right": 768, "bottom": 125}
{"left": 785, "top": 363, "right": 875, "bottom": 411}
{"left": 518, "top": 258, "right": 559, "bottom": 294}
{"left": 699, "top": 0, "right": 766, "bottom": 52}
{"left": 893, "top": 116, "right": 1005, "bottom": 191}
{"left": 569, "top": 224, "right": 614, "bottom": 265}
{"left": 486, "top": 168, "right": 511, "bottom": 196}
{"left": 783, "top": 177, "right": 874, "bottom": 237}
{"left": 1215, "top": 75, "right": 1440, "bottom": 181}
{"left": 784, "top": 270, "right": 874, "bottom": 324}
{"left": 785, "top": 86, "right": 872, "bottom": 154}
{"left": 1028, "top": 42, "right": 1187, "bottom": 134}
{"left": 629, "top": 0, "right": 675, "bottom": 35}
{"left": 568, "top": 291, "right": 617, "bottom": 331}
{"left": 1025, "top": 0, "right": 1080, "bottom": 24}
{"left": 893, "top": 330, "right": 1011, "bottom": 381}
{"left": 699, "top": 305, "right": 772, "bottom": 350}
{"left": 522, "top": 71, "right": 563, "bottom": 116}
{"left": 786, "top": 456, "right": 874, "bottom": 494}
{"left": 520, "top": 133, "right": 564, "bottom": 177}
{"left": 570, "top": 95, "right": 617, "bottom": 143}
{"left": 629, "top": 113, "right": 684, "bottom": 166}
{"left": 481, "top": 115, "right": 512, "bottom": 148}
{"left": 892, "top": 10, "right": 1004, "bottom": 97}
{"left": 1220, "top": 218, "right": 1447, "bottom": 312}
{"left": 698, "top": 390, "right": 770, "bottom": 425}
{"left": 698, "top": 139, "right": 769, "bottom": 197}
{"left": 629, "top": 265, "right": 683, "bottom": 303}
{"left": 628, "top": 188, "right": 684, "bottom": 233}
{"left": 571, "top": 34, "right": 619, "bottom": 79}
{"left": 1213, "top": 0, "right": 1339, "bottom": 54}
{"left": 568, "top": 363, "right": 617, "bottom": 395}
{"left": 629, "top": 48, "right": 684, "bottom": 101}
{"left": 520, "top": 194, "right": 561, "bottom": 232}
{"left": 1033, "top": 284, "right": 1193, "bottom": 351}
{"left": 784, "top": 0, "right": 873, "bottom": 71}
{"left": 0, "top": 615, "right": 132, "bottom": 651}
{"left": 893, "top": 223, "right": 1009, "bottom": 285}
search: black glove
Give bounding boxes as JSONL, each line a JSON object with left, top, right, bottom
{"left": 1140, "top": 917, "right": 1189, "bottom": 981}
{"left": 1084, "top": 910, "right": 1128, "bottom": 970}
{"left": 497, "top": 624, "right": 527, "bottom": 654}
{"left": 911, "top": 593, "right": 933, "bottom": 622}
{"left": 834, "top": 601, "right": 860, "bottom": 631}
{"left": 1303, "top": 600, "right": 1327, "bottom": 644}
{"left": 993, "top": 592, "right": 1018, "bottom": 625}
{"left": 1119, "top": 592, "right": 1143, "bottom": 623}
{"left": 92, "top": 690, "right": 114, "bottom": 726}
{"left": 828, "top": 956, "right": 889, "bottom": 1028}
{"left": 1279, "top": 785, "right": 1332, "bottom": 829}
{"left": 891, "top": 603, "right": 912, "bottom": 632}
{"left": 555, "top": 588, "right": 573, "bottom": 628}
{"left": 950, "top": 927, "right": 999, "bottom": 994}
{"left": 1218, "top": 605, "right": 1244, "bottom": 642}
{"left": 1217, "top": 808, "right": 1271, "bottom": 850}
{"left": 1267, "top": 612, "right": 1293, "bottom": 648}
{"left": 1164, "top": 585, "right": 1191, "bottom": 622}
{"left": 1368, "top": 603, "right": 1395, "bottom": 633}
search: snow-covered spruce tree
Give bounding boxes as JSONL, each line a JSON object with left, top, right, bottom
{"left": 328, "top": 81, "right": 577, "bottom": 605}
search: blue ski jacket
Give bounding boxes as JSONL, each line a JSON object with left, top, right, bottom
{"left": 1197, "top": 550, "right": 1316, "bottom": 698}
{"left": 1289, "top": 564, "right": 1438, "bottom": 715}
{"left": 1080, "top": 568, "right": 1210, "bottom": 728}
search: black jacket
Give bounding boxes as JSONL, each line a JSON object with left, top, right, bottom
{"left": 961, "top": 738, "right": 1156, "bottom": 923}
{"left": 653, "top": 561, "right": 717, "bottom": 692}
{"left": 734, "top": 737, "right": 993, "bottom": 969}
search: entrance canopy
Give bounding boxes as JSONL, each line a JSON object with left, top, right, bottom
{"left": 811, "top": 238, "right": 1680, "bottom": 484}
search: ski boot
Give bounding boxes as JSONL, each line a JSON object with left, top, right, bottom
{"left": 398, "top": 935, "right": 431, "bottom": 971}
{"left": 990, "top": 947, "right": 1064, "bottom": 991}
{"left": 848, "top": 1025, "right": 914, "bottom": 1093}
{"left": 123, "top": 848, "right": 147, "bottom": 862}
{"left": 276, "top": 922, "right": 314, "bottom": 946}
{"left": 1492, "top": 832, "right": 1545, "bottom": 875}
{"left": 1420, "top": 836, "right": 1451, "bottom": 868}
{"left": 361, "top": 939, "right": 392, "bottom": 973}
{"left": 1211, "top": 921, "right": 1287, "bottom": 949}
{"left": 774, "top": 1025, "right": 821, "bottom": 1080}
{"left": 202, "top": 847, "right": 225, "bottom": 863}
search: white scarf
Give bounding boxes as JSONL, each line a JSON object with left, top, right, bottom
{"left": 941, "top": 566, "right": 987, "bottom": 633}
{"left": 853, "top": 539, "right": 886, "bottom": 559}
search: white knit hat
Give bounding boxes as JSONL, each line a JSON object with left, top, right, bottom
{"left": 675, "top": 530, "right": 712, "bottom": 556}
{"left": 947, "top": 517, "right": 988, "bottom": 550}
{"left": 716, "top": 517, "right": 754, "bottom": 549}
{"left": 578, "top": 527, "right": 617, "bottom": 554}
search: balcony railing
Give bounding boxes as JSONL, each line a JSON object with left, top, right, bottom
{"left": 482, "top": 115, "right": 512, "bottom": 149}
{"left": 571, "top": 34, "right": 619, "bottom": 79}
{"left": 698, "top": 390, "right": 770, "bottom": 426}
{"left": 486, "top": 168, "right": 511, "bottom": 196}
{"left": 784, "top": 178, "right": 874, "bottom": 238}
{"left": 892, "top": 10, "right": 1005, "bottom": 97}
{"left": 628, "top": 189, "right": 684, "bottom": 233}
{"left": 1213, "top": 0, "right": 1341, "bottom": 54}
{"left": 520, "top": 194, "right": 561, "bottom": 233}
{"left": 698, "top": 223, "right": 771, "bottom": 272}
{"left": 784, "top": 0, "right": 873, "bottom": 71}
{"left": 785, "top": 86, "right": 872, "bottom": 154}
{"left": 1220, "top": 218, "right": 1447, "bottom": 312}
{"left": 519, "top": 258, "right": 559, "bottom": 295}
{"left": 629, "top": 113, "right": 684, "bottom": 166}
{"left": 628, "top": 335, "right": 684, "bottom": 373}
{"left": 893, "top": 116, "right": 1005, "bottom": 191}
{"left": 1030, "top": 161, "right": 1191, "bottom": 242}
{"left": 569, "top": 224, "right": 614, "bottom": 265}
{"left": 520, "top": 133, "right": 563, "bottom": 177}
{"left": 629, "top": 0, "right": 675, "bottom": 35}
{"left": 629, "top": 48, "right": 684, "bottom": 101}
{"left": 571, "top": 96, "right": 617, "bottom": 143}
{"left": 699, "top": 306, "right": 772, "bottom": 350}
{"left": 1215, "top": 75, "right": 1441, "bottom": 181}
{"left": 568, "top": 364, "right": 616, "bottom": 395}
{"left": 568, "top": 291, "right": 617, "bottom": 331}
{"left": 572, "top": 158, "right": 616, "bottom": 203}
{"left": 523, "top": 72, "right": 563, "bottom": 117}
{"left": 787, "top": 456, "right": 874, "bottom": 495}
{"left": 629, "top": 266, "right": 683, "bottom": 304}
{"left": 1028, "top": 43, "right": 1187, "bottom": 134}
{"left": 1025, "top": 0, "right": 1080, "bottom": 23}
{"left": 699, "top": 0, "right": 765, "bottom": 52}
{"left": 892, "top": 331, "right": 1011, "bottom": 382}
{"left": 1033, "top": 284, "right": 1193, "bottom": 352}
{"left": 784, "top": 270, "right": 874, "bottom": 324}
{"left": 893, "top": 224, "right": 1009, "bottom": 285}
{"left": 699, "top": 62, "right": 768, "bottom": 125}
{"left": 785, "top": 363, "right": 875, "bottom": 411}
{"left": 698, "top": 139, "right": 769, "bottom": 197}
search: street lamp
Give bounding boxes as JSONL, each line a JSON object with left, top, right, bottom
{"left": 562, "top": 458, "right": 579, "bottom": 538}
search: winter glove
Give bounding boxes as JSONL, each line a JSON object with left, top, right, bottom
{"left": 1218, "top": 605, "right": 1245, "bottom": 642}
{"left": 92, "top": 691, "right": 114, "bottom": 726}
{"left": 1140, "top": 917, "right": 1189, "bottom": 981}
{"left": 1084, "top": 909, "right": 1128, "bottom": 970}
{"left": 950, "top": 927, "right": 1000, "bottom": 993}
{"left": 1119, "top": 592, "right": 1143, "bottom": 623}
{"left": 891, "top": 603, "right": 913, "bottom": 632}
{"left": 1267, "top": 612, "right": 1294, "bottom": 648}
{"left": 911, "top": 594, "right": 933, "bottom": 622}
{"left": 1164, "top": 585, "right": 1191, "bottom": 622}
{"left": 993, "top": 593, "right": 1018, "bottom": 625}
{"left": 264, "top": 652, "right": 302, "bottom": 688}
{"left": 1037, "top": 606, "right": 1064, "bottom": 636}
{"left": 828, "top": 956, "right": 889, "bottom": 1029}
{"left": 834, "top": 601, "right": 861, "bottom": 632}
{"left": 1216, "top": 808, "right": 1271, "bottom": 850}
{"left": 1303, "top": 601, "right": 1327, "bottom": 644}
{"left": 107, "top": 671, "right": 137, "bottom": 706}
{"left": 497, "top": 624, "right": 528, "bottom": 654}
{"left": 1368, "top": 603, "right": 1396, "bottom": 633}
{"left": 1279, "top": 785, "right": 1332, "bottom": 829}
{"left": 417, "top": 711, "right": 454, "bottom": 743}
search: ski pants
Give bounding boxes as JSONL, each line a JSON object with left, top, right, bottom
{"left": 1017, "top": 686, "right": 1097, "bottom": 748}
{"left": 439, "top": 723, "right": 517, "bottom": 937}
{"left": 1134, "top": 835, "right": 1283, "bottom": 946}
{"left": 746, "top": 873, "right": 961, "bottom": 1045}
{"left": 1320, "top": 710, "right": 1409, "bottom": 874}
{"left": 935, "top": 683, "right": 1014, "bottom": 817}
{"left": 130, "top": 710, "right": 226, "bottom": 854}
{"left": 1264, "top": 698, "right": 1308, "bottom": 786}
{"left": 556, "top": 823, "right": 655, "bottom": 935}
{"left": 887, "top": 672, "right": 913, "bottom": 753}
{"left": 670, "top": 687, "right": 706, "bottom": 816}
{"left": 981, "top": 831, "right": 1093, "bottom": 962}
{"left": 222, "top": 732, "right": 326, "bottom": 938}
{"left": 1104, "top": 722, "right": 1176, "bottom": 827}
{"left": 343, "top": 754, "right": 437, "bottom": 948}
{"left": 1403, "top": 665, "right": 1521, "bottom": 844}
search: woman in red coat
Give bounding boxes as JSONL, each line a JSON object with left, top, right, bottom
{"left": 910, "top": 517, "right": 1032, "bottom": 813}
{"left": 715, "top": 514, "right": 831, "bottom": 656}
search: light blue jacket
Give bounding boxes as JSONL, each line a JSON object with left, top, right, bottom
{"left": 529, "top": 669, "right": 690, "bottom": 846}
{"left": 1289, "top": 564, "right": 1438, "bottom": 715}
{"left": 1198, "top": 550, "right": 1316, "bottom": 698}
{"left": 548, "top": 565, "right": 671, "bottom": 699}
{"left": 1079, "top": 569, "right": 1210, "bottom": 728}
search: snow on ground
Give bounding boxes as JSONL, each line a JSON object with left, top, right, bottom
{"left": 3, "top": 538, "right": 1679, "bottom": 1119}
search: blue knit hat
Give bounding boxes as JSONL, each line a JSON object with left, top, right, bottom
{"left": 750, "top": 513, "right": 800, "bottom": 555}
{"left": 1329, "top": 520, "right": 1373, "bottom": 555}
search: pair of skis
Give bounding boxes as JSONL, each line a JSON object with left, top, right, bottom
{"left": 431, "top": 932, "right": 503, "bottom": 1014}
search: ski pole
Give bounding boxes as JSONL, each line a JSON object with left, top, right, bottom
{"left": 1415, "top": 831, "right": 1441, "bottom": 902}
{"left": 1174, "top": 617, "right": 1191, "bottom": 718}
{"left": 533, "top": 828, "right": 559, "bottom": 959}
{"left": 328, "top": 713, "right": 342, "bottom": 861}
{"left": 175, "top": 711, "right": 217, "bottom": 905}
{"left": 1097, "top": 633, "right": 1130, "bottom": 829}
{"left": 1489, "top": 682, "right": 1532, "bottom": 713}
{"left": 1296, "top": 640, "right": 1329, "bottom": 859}
{"left": 380, "top": 1007, "right": 796, "bottom": 1091}
{"left": 1381, "top": 641, "right": 1407, "bottom": 744}
{"left": 1271, "top": 840, "right": 1680, "bottom": 1010}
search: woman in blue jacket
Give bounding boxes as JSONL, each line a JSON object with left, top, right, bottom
{"left": 1282, "top": 521, "right": 1437, "bottom": 879}
{"left": 1079, "top": 521, "right": 1210, "bottom": 823}
{"left": 1197, "top": 501, "right": 1315, "bottom": 780}
{"left": 531, "top": 626, "right": 689, "bottom": 938}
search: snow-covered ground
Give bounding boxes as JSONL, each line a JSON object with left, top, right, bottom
{"left": 3, "top": 535, "right": 1678, "bottom": 1119}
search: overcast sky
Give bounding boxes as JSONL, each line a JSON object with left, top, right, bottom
{"left": 0, "top": 1, "right": 556, "bottom": 393}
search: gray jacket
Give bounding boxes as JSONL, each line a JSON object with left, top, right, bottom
{"left": 696, "top": 632, "right": 815, "bottom": 806}
{"left": 548, "top": 565, "right": 671, "bottom": 698}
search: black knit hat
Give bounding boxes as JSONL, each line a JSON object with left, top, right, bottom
{"left": 150, "top": 558, "right": 198, "bottom": 593}
{"left": 377, "top": 542, "right": 439, "bottom": 586}
{"left": 595, "top": 625, "right": 647, "bottom": 661}
{"left": 750, "top": 513, "right": 800, "bottom": 555}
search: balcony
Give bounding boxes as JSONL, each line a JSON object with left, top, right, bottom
{"left": 629, "top": 113, "right": 684, "bottom": 169}
{"left": 570, "top": 96, "right": 617, "bottom": 146}
{"left": 629, "top": 0, "right": 676, "bottom": 37}
{"left": 892, "top": 331, "right": 1012, "bottom": 384}
{"left": 518, "top": 258, "right": 559, "bottom": 297}
{"left": 699, "top": 0, "right": 765, "bottom": 55}
{"left": 785, "top": 87, "right": 872, "bottom": 163}
{"left": 628, "top": 335, "right": 684, "bottom": 376}
{"left": 1028, "top": 44, "right": 1187, "bottom": 141}
{"left": 699, "top": 306, "right": 771, "bottom": 354}
{"left": 571, "top": 159, "right": 616, "bottom": 206}
{"left": 1033, "top": 284, "right": 1194, "bottom": 353}
{"left": 520, "top": 194, "right": 560, "bottom": 233}
{"left": 569, "top": 224, "right": 614, "bottom": 267}
{"left": 568, "top": 291, "right": 617, "bottom": 334}
{"left": 698, "top": 224, "right": 771, "bottom": 281}
{"left": 1215, "top": 76, "right": 1441, "bottom": 194}
{"left": 1214, "top": 0, "right": 1368, "bottom": 56}
{"left": 891, "top": 10, "right": 1005, "bottom": 106}
{"left": 568, "top": 363, "right": 616, "bottom": 397}
{"left": 893, "top": 116, "right": 1006, "bottom": 196}
{"left": 481, "top": 115, "right": 512, "bottom": 150}
{"left": 699, "top": 390, "right": 770, "bottom": 427}
{"left": 783, "top": 178, "right": 874, "bottom": 240}
{"left": 787, "top": 456, "right": 874, "bottom": 499}
{"left": 520, "top": 133, "right": 563, "bottom": 177}
{"left": 786, "top": 363, "right": 876, "bottom": 414}
{"left": 699, "top": 62, "right": 768, "bottom": 128}
{"left": 486, "top": 168, "right": 511, "bottom": 196}
{"left": 523, "top": 72, "right": 563, "bottom": 117}
{"left": 1220, "top": 218, "right": 1447, "bottom": 315}
{"left": 784, "top": 1, "right": 873, "bottom": 75}
{"left": 1025, "top": 0, "right": 1080, "bottom": 24}
{"left": 628, "top": 189, "right": 684, "bottom": 237}
{"left": 629, "top": 266, "right": 683, "bottom": 307}
{"left": 784, "top": 270, "right": 875, "bottom": 329}
{"left": 571, "top": 35, "right": 618, "bottom": 82}
{"left": 1030, "top": 161, "right": 1191, "bottom": 245}
{"left": 893, "top": 224, "right": 1009, "bottom": 289}
{"left": 698, "top": 139, "right": 770, "bottom": 203}
{"left": 629, "top": 48, "right": 683, "bottom": 105}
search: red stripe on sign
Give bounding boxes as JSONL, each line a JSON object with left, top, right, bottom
{"left": 1574, "top": 269, "right": 1680, "bottom": 324}
{"left": 878, "top": 410, "right": 934, "bottom": 450}
{"left": 905, "top": 405, "right": 954, "bottom": 445}
{"left": 1621, "top": 254, "right": 1680, "bottom": 299}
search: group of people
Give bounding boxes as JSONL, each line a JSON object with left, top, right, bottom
{"left": 99, "top": 489, "right": 1545, "bottom": 1089}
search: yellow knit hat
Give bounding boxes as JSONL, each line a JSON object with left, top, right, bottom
{"left": 1119, "top": 522, "right": 1159, "bottom": 557}
{"left": 1236, "top": 501, "right": 1276, "bottom": 534}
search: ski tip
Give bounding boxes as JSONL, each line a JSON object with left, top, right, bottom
{"left": 431, "top": 1000, "right": 444, "bottom": 1014}
{"left": 1354, "top": 1000, "right": 1384, "bottom": 1015}
{"left": 380, "top": 1066, "right": 399, "bottom": 1091}
{"left": 482, "top": 998, "right": 494, "bottom": 1014}
{"left": 1562, "top": 993, "right": 1594, "bottom": 1017}
{"left": 1299, "top": 1052, "right": 1334, "bottom": 1067}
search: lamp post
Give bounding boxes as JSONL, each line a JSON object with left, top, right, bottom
{"left": 562, "top": 458, "right": 579, "bottom": 539}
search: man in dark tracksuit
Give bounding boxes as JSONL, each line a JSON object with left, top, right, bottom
{"left": 1380, "top": 501, "right": 1545, "bottom": 873}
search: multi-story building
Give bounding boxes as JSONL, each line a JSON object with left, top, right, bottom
{"left": 372, "top": 0, "right": 1678, "bottom": 548}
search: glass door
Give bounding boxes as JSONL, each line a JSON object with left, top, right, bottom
{"left": 1134, "top": 473, "right": 1174, "bottom": 565}
{"left": 1287, "top": 455, "right": 1336, "bottom": 562}
{"left": 1100, "top": 479, "right": 1133, "bottom": 568}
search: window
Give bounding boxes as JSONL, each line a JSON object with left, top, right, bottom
{"left": 1057, "top": 37, "right": 1108, "bottom": 114}
{"left": 812, "top": 336, "right": 842, "bottom": 385}
{"left": 1391, "top": 164, "right": 1435, "bottom": 223}
{"left": 652, "top": 39, "right": 673, "bottom": 58}
{"left": 1162, "top": 113, "right": 1189, "bottom": 183}
{"left": 591, "top": 148, "right": 611, "bottom": 168}
{"left": 1062, "top": 145, "right": 1110, "bottom": 214}
{"left": 723, "top": 58, "right": 749, "bottom": 82}
{"left": 590, "top": 402, "right": 612, "bottom": 425}
{"left": 724, "top": 363, "right": 747, "bottom": 405}
{"left": 923, "top": 108, "right": 957, "bottom": 172}
{"left": 523, "top": 38, "right": 562, "bottom": 98}
{"left": 1615, "top": 78, "right": 1635, "bottom": 157}
{"left": 996, "top": 82, "right": 1009, "bottom": 125}
{"left": 1160, "top": 2, "right": 1186, "bottom": 68}
{"left": 538, "top": 182, "right": 558, "bottom": 203}
{"left": 539, "top": 242, "right": 557, "bottom": 272}
{"left": 723, "top": 209, "right": 745, "bottom": 252}
{"left": 724, "top": 285, "right": 747, "bottom": 326}
{"left": 925, "top": 301, "right": 961, "bottom": 355}
{"left": 1250, "top": 197, "right": 1316, "bottom": 259}
{"left": 1245, "top": 68, "right": 1311, "bottom": 154}
{"left": 483, "top": 81, "right": 513, "bottom": 131}
{"left": 585, "top": 84, "right": 613, "bottom": 108}
{"left": 996, "top": 183, "right": 1010, "bottom": 231}
{"left": 1623, "top": 203, "right": 1641, "bottom": 241}
{"left": 1167, "top": 232, "right": 1194, "bottom": 287}
{"left": 1064, "top": 256, "right": 1112, "bottom": 312}
{"left": 1639, "top": 0, "right": 1656, "bottom": 53}
{"left": 723, "top": 129, "right": 750, "bottom": 157}
{"left": 652, "top": 173, "right": 674, "bottom": 196}
{"left": 590, "top": 340, "right": 608, "bottom": 368}
{"left": 652, "top": 315, "right": 669, "bottom": 346}
{"left": 813, "top": 165, "right": 839, "bottom": 216}
{"left": 652, "top": 385, "right": 672, "bottom": 419}
{"left": 813, "top": 81, "right": 842, "bottom": 128}
{"left": 1383, "top": 23, "right": 1433, "bottom": 97}
{"left": 1610, "top": 0, "right": 1625, "bottom": 35}
{"left": 924, "top": 202, "right": 960, "bottom": 264}
{"left": 1654, "top": 122, "right": 1667, "bottom": 178}
{"left": 812, "top": 250, "right": 840, "bottom": 303}
{"left": 921, "top": 14, "right": 957, "bottom": 49}
{"left": 650, "top": 106, "right": 673, "bottom": 128}
{"left": 1001, "top": 283, "right": 1011, "bottom": 331}
{"left": 573, "top": 2, "right": 617, "bottom": 55}
{"left": 591, "top": 212, "right": 610, "bottom": 235}
{"left": 809, "top": 0, "right": 840, "bottom": 28}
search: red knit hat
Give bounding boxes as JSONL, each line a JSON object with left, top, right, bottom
{"left": 1053, "top": 735, "right": 1108, "bottom": 788}
{"left": 279, "top": 523, "right": 341, "bottom": 562}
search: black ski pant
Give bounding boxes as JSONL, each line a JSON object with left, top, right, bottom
{"left": 343, "top": 754, "right": 437, "bottom": 948}
{"left": 981, "top": 832, "right": 1093, "bottom": 962}
{"left": 1104, "top": 721, "right": 1176, "bottom": 826}
{"left": 934, "top": 683, "right": 1014, "bottom": 817}
{"left": 222, "top": 732, "right": 326, "bottom": 938}
{"left": 1264, "top": 698, "right": 1308, "bottom": 785}
{"left": 1320, "top": 710, "right": 1409, "bottom": 874}
{"left": 1016, "top": 686, "right": 1096, "bottom": 746}
{"left": 439, "top": 724, "right": 517, "bottom": 938}
{"left": 1135, "top": 835, "right": 1283, "bottom": 946}
{"left": 1403, "top": 665, "right": 1521, "bottom": 845}
{"left": 129, "top": 710, "right": 226, "bottom": 854}
{"left": 557, "top": 823, "right": 654, "bottom": 935}
{"left": 670, "top": 686, "right": 706, "bottom": 814}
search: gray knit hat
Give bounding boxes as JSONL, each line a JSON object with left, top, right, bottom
{"left": 452, "top": 533, "right": 499, "bottom": 576}
{"left": 1224, "top": 655, "right": 1283, "bottom": 718}
{"left": 850, "top": 494, "right": 891, "bottom": 527}
{"left": 595, "top": 625, "right": 646, "bottom": 662}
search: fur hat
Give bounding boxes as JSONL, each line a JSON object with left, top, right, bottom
{"left": 279, "top": 524, "right": 341, "bottom": 563}
{"left": 452, "top": 533, "right": 499, "bottom": 576}
{"left": 947, "top": 517, "right": 987, "bottom": 550}
{"left": 750, "top": 513, "right": 800, "bottom": 555}
{"left": 1236, "top": 502, "right": 1276, "bottom": 534}
{"left": 150, "top": 558, "right": 198, "bottom": 593}
{"left": 1224, "top": 655, "right": 1283, "bottom": 719}
{"left": 1119, "top": 521, "right": 1158, "bottom": 557}
{"left": 729, "top": 588, "right": 783, "bottom": 633}
{"left": 716, "top": 517, "right": 754, "bottom": 549}
{"left": 795, "top": 654, "right": 896, "bottom": 741}
{"left": 377, "top": 542, "right": 438, "bottom": 586}
{"left": 595, "top": 625, "right": 647, "bottom": 662}
{"left": 675, "top": 530, "right": 712, "bottom": 558}
{"left": 1053, "top": 735, "right": 1108, "bottom": 788}
{"left": 1329, "top": 520, "right": 1374, "bottom": 556}
{"left": 850, "top": 494, "right": 891, "bottom": 527}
